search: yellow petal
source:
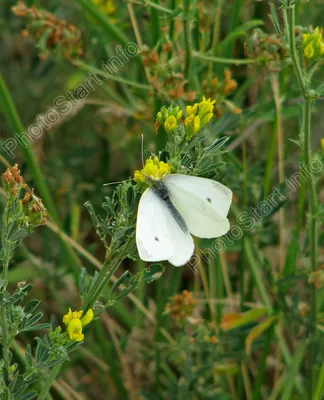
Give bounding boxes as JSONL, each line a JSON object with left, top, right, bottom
{"left": 67, "top": 318, "right": 84, "bottom": 341}
{"left": 81, "top": 309, "right": 94, "bottom": 326}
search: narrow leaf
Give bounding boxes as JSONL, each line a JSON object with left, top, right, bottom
{"left": 246, "top": 316, "right": 277, "bottom": 355}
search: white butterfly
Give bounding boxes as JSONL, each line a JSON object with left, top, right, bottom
{"left": 136, "top": 174, "right": 232, "bottom": 267}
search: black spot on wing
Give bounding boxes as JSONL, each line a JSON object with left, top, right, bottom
{"left": 155, "top": 237, "right": 159, "bottom": 242}
{"left": 207, "top": 197, "right": 212, "bottom": 203}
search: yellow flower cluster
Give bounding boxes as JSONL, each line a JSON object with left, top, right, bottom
{"left": 63, "top": 308, "right": 94, "bottom": 342}
{"left": 134, "top": 157, "right": 171, "bottom": 183}
{"left": 184, "top": 96, "right": 216, "bottom": 139}
{"left": 156, "top": 105, "right": 183, "bottom": 133}
{"left": 91, "top": 0, "right": 116, "bottom": 15}
{"left": 302, "top": 27, "right": 324, "bottom": 61}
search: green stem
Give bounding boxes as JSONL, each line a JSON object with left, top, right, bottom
{"left": 169, "top": 0, "right": 176, "bottom": 41}
{"left": 251, "top": 327, "right": 274, "bottom": 400}
{"left": 225, "top": 0, "right": 243, "bottom": 57}
{"left": 208, "top": 0, "right": 224, "bottom": 76}
{"left": 285, "top": 5, "right": 307, "bottom": 98}
{"left": 304, "top": 97, "right": 317, "bottom": 398}
{"left": 243, "top": 240, "right": 273, "bottom": 313}
{"left": 82, "top": 253, "right": 123, "bottom": 311}
{"left": 37, "top": 362, "right": 63, "bottom": 400}
{"left": 144, "top": 0, "right": 174, "bottom": 13}
{"left": 0, "top": 308, "right": 9, "bottom": 400}
{"left": 1, "top": 251, "right": 11, "bottom": 400}
{"left": 76, "top": 0, "right": 131, "bottom": 47}
{"left": 303, "top": 99, "right": 317, "bottom": 272}
{"left": 193, "top": 52, "right": 265, "bottom": 65}
{"left": 183, "top": 0, "right": 192, "bottom": 84}
{"left": 149, "top": 0, "right": 161, "bottom": 46}
{"left": 283, "top": 4, "right": 318, "bottom": 397}
{"left": 281, "top": 342, "right": 307, "bottom": 400}
{"left": 313, "top": 361, "right": 324, "bottom": 400}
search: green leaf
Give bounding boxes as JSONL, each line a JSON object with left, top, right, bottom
{"left": 23, "top": 323, "right": 51, "bottom": 332}
{"left": 110, "top": 270, "right": 133, "bottom": 297}
{"left": 16, "top": 391, "right": 38, "bottom": 400}
{"left": 221, "top": 307, "right": 268, "bottom": 331}
{"left": 269, "top": 3, "right": 282, "bottom": 37}
{"left": 219, "top": 20, "right": 265, "bottom": 48}
{"left": 116, "top": 277, "right": 138, "bottom": 301}
{"left": 142, "top": 264, "right": 165, "bottom": 283}
{"left": 126, "top": 186, "right": 135, "bottom": 210}
{"left": 24, "top": 300, "right": 41, "bottom": 315}
{"left": 102, "top": 196, "right": 116, "bottom": 217}
{"left": 23, "top": 312, "right": 43, "bottom": 329}
{"left": 245, "top": 316, "right": 277, "bottom": 355}
{"left": 25, "top": 344, "right": 33, "bottom": 367}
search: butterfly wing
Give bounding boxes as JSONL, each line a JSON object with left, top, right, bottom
{"left": 163, "top": 174, "right": 232, "bottom": 238}
{"left": 136, "top": 187, "right": 194, "bottom": 266}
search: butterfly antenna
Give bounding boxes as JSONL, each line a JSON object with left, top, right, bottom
{"left": 103, "top": 178, "right": 132, "bottom": 187}
{"left": 141, "top": 134, "right": 145, "bottom": 168}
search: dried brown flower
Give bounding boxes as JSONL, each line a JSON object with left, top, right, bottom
{"left": 12, "top": 2, "right": 83, "bottom": 61}
{"left": 164, "top": 290, "right": 196, "bottom": 320}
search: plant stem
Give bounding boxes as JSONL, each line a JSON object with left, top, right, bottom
{"left": 82, "top": 253, "right": 123, "bottom": 311}
{"left": 193, "top": 52, "right": 265, "bottom": 65}
{"left": 144, "top": 0, "right": 174, "bottom": 13}
{"left": 304, "top": 98, "right": 317, "bottom": 398}
{"left": 270, "top": 74, "right": 285, "bottom": 272}
{"left": 313, "top": 361, "right": 324, "bottom": 400}
{"left": 243, "top": 240, "right": 273, "bottom": 313}
{"left": 208, "top": 0, "right": 224, "bottom": 76}
{"left": 183, "top": 0, "right": 192, "bottom": 84}
{"left": 37, "top": 362, "right": 63, "bottom": 400}
{"left": 283, "top": 4, "right": 318, "bottom": 397}
{"left": 1, "top": 250, "right": 11, "bottom": 400}
{"left": 285, "top": 6, "right": 307, "bottom": 97}
{"left": 303, "top": 99, "right": 317, "bottom": 272}
{"left": 149, "top": 0, "right": 161, "bottom": 46}
{"left": 76, "top": 0, "right": 131, "bottom": 47}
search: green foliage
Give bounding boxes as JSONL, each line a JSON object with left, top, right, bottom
{"left": 0, "top": 0, "right": 323, "bottom": 399}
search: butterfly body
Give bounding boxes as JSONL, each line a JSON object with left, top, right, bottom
{"left": 150, "top": 179, "right": 188, "bottom": 234}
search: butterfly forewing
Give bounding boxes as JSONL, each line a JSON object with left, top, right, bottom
{"left": 163, "top": 174, "right": 232, "bottom": 239}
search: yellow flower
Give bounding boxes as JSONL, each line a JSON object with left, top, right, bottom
{"left": 193, "top": 116, "right": 200, "bottom": 133}
{"left": 63, "top": 308, "right": 94, "bottom": 342}
{"left": 198, "top": 96, "right": 216, "bottom": 119}
{"left": 186, "top": 103, "right": 198, "bottom": 117}
{"left": 81, "top": 309, "right": 94, "bottom": 326}
{"left": 67, "top": 319, "right": 84, "bottom": 342}
{"left": 184, "top": 96, "right": 216, "bottom": 140}
{"left": 134, "top": 157, "right": 171, "bottom": 183}
{"left": 200, "top": 112, "right": 214, "bottom": 126}
{"left": 304, "top": 43, "right": 314, "bottom": 59}
{"left": 91, "top": 0, "right": 116, "bottom": 15}
{"left": 321, "top": 138, "right": 324, "bottom": 151}
{"left": 302, "top": 27, "right": 324, "bottom": 61}
{"left": 164, "top": 115, "right": 177, "bottom": 132}
{"left": 156, "top": 105, "right": 182, "bottom": 133}
{"left": 63, "top": 308, "right": 82, "bottom": 324}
